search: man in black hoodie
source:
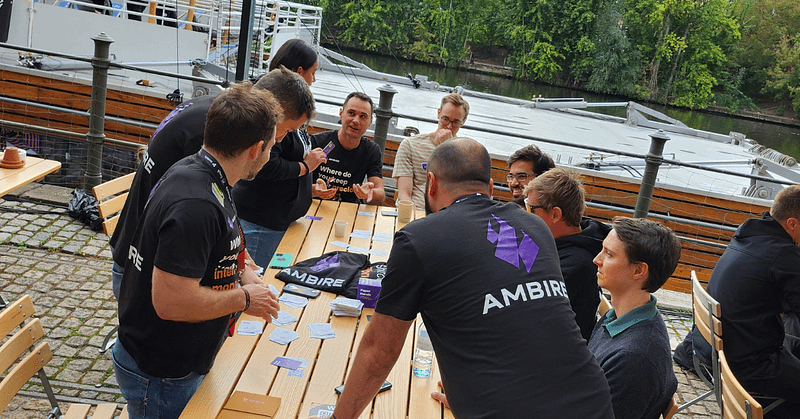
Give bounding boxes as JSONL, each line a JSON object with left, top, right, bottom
{"left": 674, "top": 184, "right": 800, "bottom": 418}
{"left": 524, "top": 168, "right": 610, "bottom": 340}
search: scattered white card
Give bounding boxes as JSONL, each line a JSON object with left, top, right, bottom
{"left": 238, "top": 320, "right": 264, "bottom": 336}
{"left": 330, "top": 241, "right": 350, "bottom": 249}
{"left": 283, "top": 356, "right": 309, "bottom": 368}
{"left": 308, "top": 323, "right": 336, "bottom": 339}
{"left": 279, "top": 294, "right": 309, "bottom": 309}
{"left": 357, "top": 211, "right": 375, "bottom": 217}
{"left": 269, "top": 284, "right": 279, "bottom": 295}
{"left": 350, "top": 230, "right": 372, "bottom": 239}
{"left": 368, "top": 249, "right": 388, "bottom": 257}
{"left": 372, "top": 233, "right": 393, "bottom": 242}
{"left": 272, "top": 311, "right": 298, "bottom": 326}
{"left": 348, "top": 246, "right": 370, "bottom": 254}
{"left": 269, "top": 327, "right": 300, "bottom": 345}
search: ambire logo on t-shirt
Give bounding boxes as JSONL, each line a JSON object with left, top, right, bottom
{"left": 487, "top": 214, "right": 539, "bottom": 273}
{"left": 310, "top": 253, "right": 341, "bottom": 272}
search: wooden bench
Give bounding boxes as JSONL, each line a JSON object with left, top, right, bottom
{"left": 92, "top": 172, "right": 135, "bottom": 237}
{"left": 0, "top": 295, "right": 128, "bottom": 418}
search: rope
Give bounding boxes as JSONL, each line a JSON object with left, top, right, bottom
{"left": 319, "top": 19, "right": 365, "bottom": 94}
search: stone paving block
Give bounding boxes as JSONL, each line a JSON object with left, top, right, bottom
{"left": 92, "top": 360, "right": 113, "bottom": 371}
{"left": 88, "top": 336, "right": 106, "bottom": 348}
{"left": 72, "top": 307, "right": 94, "bottom": 318}
{"left": 81, "top": 372, "right": 106, "bottom": 385}
{"left": 67, "top": 359, "right": 93, "bottom": 372}
{"left": 84, "top": 317, "right": 107, "bottom": 327}
{"left": 77, "top": 326, "right": 99, "bottom": 336}
{"left": 78, "top": 347, "right": 102, "bottom": 359}
{"left": 49, "top": 327, "right": 72, "bottom": 339}
{"left": 55, "top": 369, "right": 83, "bottom": 382}
{"left": 65, "top": 336, "right": 89, "bottom": 347}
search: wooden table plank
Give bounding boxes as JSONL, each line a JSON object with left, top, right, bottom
{"left": 0, "top": 156, "right": 61, "bottom": 197}
{"left": 178, "top": 314, "right": 265, "bottom": 419}
{"left": 407, "top": 317, "right": 445, "bottom": 419}
{"left": 372, "top": 321, "right": 415, "bottom": 419}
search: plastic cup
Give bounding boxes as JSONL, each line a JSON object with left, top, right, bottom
{"left": 397, "top": 200, "right": 414, "bottom": 223}
{"left": 334, "top": 220, "right": 347, "bottom": 237}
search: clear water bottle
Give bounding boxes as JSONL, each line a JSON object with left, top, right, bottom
{"left": 413, "top": 322, "right": 433, "bottom": 378}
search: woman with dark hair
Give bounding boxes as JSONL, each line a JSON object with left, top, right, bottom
{"left": 269, "top": 39, "right": 318, "bottom": 84}
{"left": 233, "top": 39, "right": 331, "bottom": 269}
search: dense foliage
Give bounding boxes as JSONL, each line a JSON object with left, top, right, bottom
{"left": 310, "top": 0, "right": 799, "bottom": 115}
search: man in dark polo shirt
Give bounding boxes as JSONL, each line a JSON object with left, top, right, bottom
{"left": 334, "top": 138, "right": 614, "bottom": 419}
{"left": 112, "top": 83, "right": 281, "bottom": 419}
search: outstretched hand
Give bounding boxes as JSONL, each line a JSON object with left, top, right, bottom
{"left": 313, "top": 178, "right": 337, "bottom": 199}
{"left": 353, "top": 182, "right": 374, "bottom": 202}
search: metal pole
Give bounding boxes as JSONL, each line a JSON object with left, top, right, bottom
{"left": 235, "top": 0, "right": 256, "bottom": 81}
{"left": 374, "top": 84, "right": 398, "bottom": 157}
{"left": 83, "top": 32, "right": 114, "bottom": 191}
{"left": 633, "top": 130, "right": 670, "bottom": 218}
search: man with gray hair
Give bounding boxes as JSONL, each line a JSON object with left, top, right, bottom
{"left": 524, "top": 168, "right": 610, "bottom": 340}
{"left": 334, "top": 138, "right": 614, "bottom": 419}
{"left": 674, "top": 184, "right": 800, "bottom": 418}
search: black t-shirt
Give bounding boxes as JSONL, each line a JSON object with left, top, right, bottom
{"left": 110, "top": 96, "right": 213, "bottom": 267}
{"left": 233, "top": 129, "right": 313, "bottom": 230}
{"left": 310, "top": 130, "right": 382, "bottom": 203}
{"left": 118, "top": 150, "right": 241, "bottom": 378}
{"left": 376, "top": 195, "right": 614, "bottom": 419}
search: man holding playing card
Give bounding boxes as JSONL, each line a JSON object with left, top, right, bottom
{"left": 310, "top": 92, "right": 385, "bottom": 205}
{"left": 113, "top": 84, "right": 282, "bottom": 419}
{"left": 333, "top": 138, "right": 614, "bottom": 419}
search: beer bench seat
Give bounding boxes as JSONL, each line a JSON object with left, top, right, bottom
{"left": 0, "top": 295, "right": 128, "bottom": 418}
{"left": 92, "top": 172, "right": 135, "bottom": 237}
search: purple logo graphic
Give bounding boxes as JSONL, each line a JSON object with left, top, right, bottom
{"left": 310, "top": 253, "right": 341, "bottom": 272}
{"left": 487, "top": 214, "right": 539, "bottom": 272}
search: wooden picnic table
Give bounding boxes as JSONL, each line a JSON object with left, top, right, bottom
{"left": 0, "top": 153, "right": 61, "bottom": 197}
{"left": 180, "top": 199, "right": 455, "bottom": 419}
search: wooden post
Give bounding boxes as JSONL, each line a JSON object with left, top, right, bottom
{"left": 185, "top": 0, "right": 196, "bottom": 30}
{"left": 147, "top": 2, "right": 157, "bottom": 24}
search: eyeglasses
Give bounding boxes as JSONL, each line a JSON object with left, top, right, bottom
{"left": 524, "top": 198, "right": 545, "bottom": 213}
{"left": 506, "top": 173, "right": 534, "bottom": 183}
{"left": 439, "top": 115, "right": 464, "bottom": 128}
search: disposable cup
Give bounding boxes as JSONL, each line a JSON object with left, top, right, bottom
{"left": 397, "top": 200, "right": 414, "bottom": 223}
{"left": 334, "top": 220, "right": 347, "bottom": 237}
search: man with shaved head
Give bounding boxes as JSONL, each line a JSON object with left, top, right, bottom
{"left": 333, "top": 138, "right": 614, "bottom": 419}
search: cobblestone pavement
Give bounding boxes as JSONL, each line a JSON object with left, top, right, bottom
{"left": 0, "top": 188, "right": 721, "bottom": 418}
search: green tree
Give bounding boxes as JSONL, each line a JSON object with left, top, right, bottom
{"left": 763, "top": 32, "right": 800, "bottom": 114}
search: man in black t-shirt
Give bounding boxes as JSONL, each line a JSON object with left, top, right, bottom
{"left": 310, "top": 92, "right": 384, "bottom": 204}
{"left": 112, "top": 84, "right": 282, "bottom": 419}
{"left": 334, "top": 138, "right": 614, "bottom": 419}
{"left": 110, "top": 68, "right": 315, "bottom": 296}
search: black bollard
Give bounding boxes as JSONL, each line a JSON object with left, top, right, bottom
{"left": 373, "top": 84, "right": 398, "bottom": 157}
{"left": 633, "top": 130, "right": 670, "bottom": 219}
{"left": 83, "top": 32, "right": 114, "bottom": 191}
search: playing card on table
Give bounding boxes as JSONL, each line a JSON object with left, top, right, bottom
{"left": 330, "top": 241, "right": 350, "bottom": 249}
{"left": 330, "top": 296, "right": 363, "bottom": 317}
{"left": 348, "top": 246, "right": 369, "bottom": 254}
{"left": 271, "top": 356, "right": 302, "bottom": 370}
{"left": 237, "top": 320, "right": 264, "bottom": 336}
{"left": 269, "top": 284, "right": 279, "bottom": 295}
{"left": 279, "top": 293, "right": 309, "bottom": 309}
{"left": 269, "top": 327, "right": 300, "bottom": 345}
{"left": 372, "top": 233, "right": 393, "bottom": 242}
{"left": 272, "top": 311, "right": 298, "bottom": 326}
{"left": 308, "top": 323, "right": 336, "bottom": 339}
{"left": 350, "top": 230, "right": 371, "bottom": 239}
{"left": 357, "top": 211, "right": 375, "bottom": 217}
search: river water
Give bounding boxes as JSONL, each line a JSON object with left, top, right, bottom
{"left": 340, "top": 50, "right": 800, "bottom": 160}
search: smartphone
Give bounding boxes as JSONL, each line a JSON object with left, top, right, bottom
{"left": 335, "top": 381, "right": 391, "bottom": 395}
{"left": 283, "top": 283, "right": 321, "bottom": 299}
{"left": 269, "top": 253, "right": 294, "bottom": 269}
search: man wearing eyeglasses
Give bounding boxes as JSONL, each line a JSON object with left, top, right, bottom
{"left": 392, "top": 93, "right": 469, "bottom": 210}
{"left": 507, "top": 144, "right": 555, "bottom": 205}
{"left": 524, "top": 168, "right": 610, "bottom": 341}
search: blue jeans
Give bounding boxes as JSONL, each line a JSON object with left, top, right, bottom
{"left": 112, "top": 341, "right": 204, "bottom": 419}
{"left": 239, "top": 219, "right": 286, "bottom": 268}
{"left": 111, "top": 261, "right": 124, "bottom": 300}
